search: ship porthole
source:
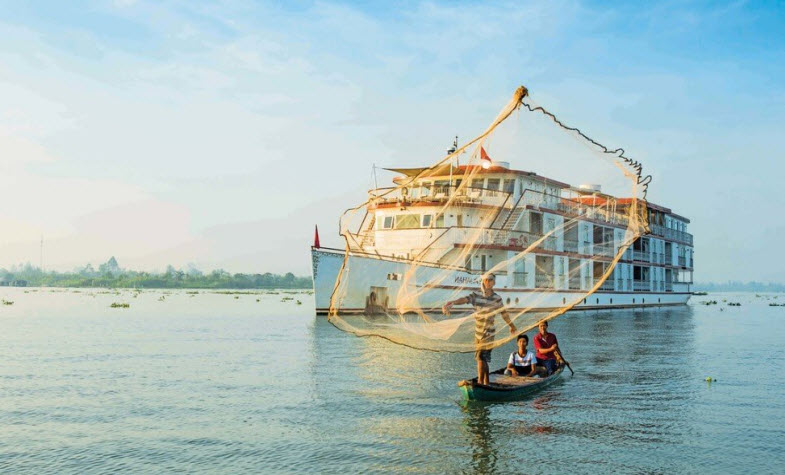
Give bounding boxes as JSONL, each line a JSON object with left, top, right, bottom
{"left": 583, "top": 298, "right": 586, "bottom": 304}
{"left": 562, "top": 298, "right": 566, "bottom": 304}
{"left": 643, "top": 298, "right": 645, "bottom": 304}
{"left": 658, "top": 298, "right": 661, "bottom": 303}
{"left": 596, "top": 298, "right": 599, "bottom": 304}
{"left": 633, "top": 298, "right": 636, "bottom": 304}
{"left": 506, "top": 297, "right": 511, "bottom": 304}
{"left": 610, "top": 298, "right": 613, "bottom": 304}
{"left": 515, "top": 297, "right": 519, "bottom": 304}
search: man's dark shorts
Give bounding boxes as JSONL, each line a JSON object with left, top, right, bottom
{"left": 475, "top": 349, "right": 492, "bottom": 363}
{"left": 537, "top": 357, "right": 557, "bottom": 376}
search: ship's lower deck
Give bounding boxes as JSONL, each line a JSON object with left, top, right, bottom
{"left": 311, "top": 247, "right": 691, "bottom": 315}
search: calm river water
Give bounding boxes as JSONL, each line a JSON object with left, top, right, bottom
{"left": 1, "top": 288, "right": 783, "bottom": 473}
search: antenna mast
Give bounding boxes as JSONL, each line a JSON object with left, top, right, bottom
{"left": 447, "top": 136, "right": 458, "bottom": 186}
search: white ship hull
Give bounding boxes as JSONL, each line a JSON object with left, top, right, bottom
{"left": 311, "top": 247, "right": 691, "bottom": 315}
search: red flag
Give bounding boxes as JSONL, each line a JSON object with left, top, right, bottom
{"left": 480, "top": 146, "right": 491, "bottom": 161}
{"left": 313, "top": 225, "right": 321, "bottom": 248}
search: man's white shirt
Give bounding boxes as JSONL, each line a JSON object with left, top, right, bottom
{"left": 508, "top": 350, "right": 536, "bottom": 367}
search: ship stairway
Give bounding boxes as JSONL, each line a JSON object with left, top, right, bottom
{"left": 489, "top": 207, "right": 525, "bottom": 246}
{"left": 360, "top": 216, "right": 376, "bottom": 248}
{"left": 501, "top": 207, "right": 524, "bottom": 231}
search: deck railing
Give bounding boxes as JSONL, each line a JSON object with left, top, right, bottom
{"left": 598, "top": 280, "right": 615, "bottom": 291}
{"left": 512, "top": 272, "right": 528, "bottom": 286}
{"left": 633, "top": 250, "right": 650, "bottom": 262}
{"left": 650, "top": 224, "right": 693, "bottom": 245}
{"left": 594, "top": 243, "right": 615, "bottom": 257}
{"left": 369, "top": 184, "right": 511, "bottom": 210}
{"left": 633, "top": 280, "right": 651, "bottom": 291}
{"left": 535, "top": 273, "right": 553, "bottom": 288}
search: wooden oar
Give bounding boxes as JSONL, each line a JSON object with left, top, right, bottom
{"left": 555, "top": 349, "right": 574, "bottom": 375}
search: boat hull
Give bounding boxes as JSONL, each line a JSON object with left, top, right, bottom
{"left": 311, "top": 247, "right": 691, "bottom": 314}
{"left": 459, "top": 366, "right": 564, "bottom": 402}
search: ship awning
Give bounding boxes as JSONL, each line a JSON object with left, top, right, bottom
{"left": 383, "top": 166, "right": 450, "bottom": 177}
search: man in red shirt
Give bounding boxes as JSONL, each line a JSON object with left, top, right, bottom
{"left": 534, "top": 320, "right": 559, "bottom": 376}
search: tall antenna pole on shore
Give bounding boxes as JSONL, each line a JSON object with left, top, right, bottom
{"left": 40, "top": 235, "right": 43, "bottom": 272}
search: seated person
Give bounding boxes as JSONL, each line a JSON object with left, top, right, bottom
{"left": 534, "top": 320, "right": 559, "bottom": 376}
{"left": 505, "top": 334, "right": 537, "bottom": 377}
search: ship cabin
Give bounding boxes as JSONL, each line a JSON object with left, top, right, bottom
{"left": 355, "top": 161, "right": 693, "bottom": 294}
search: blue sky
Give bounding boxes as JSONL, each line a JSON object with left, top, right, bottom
{"left": 0, "top": 0, "right": 783, "bottom": 281}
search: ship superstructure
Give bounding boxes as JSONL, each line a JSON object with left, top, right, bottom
{"left": 312, "top": 159, "right": 693, "bottom": 314}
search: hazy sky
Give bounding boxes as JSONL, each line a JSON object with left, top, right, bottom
{"left": 1, "top": 1, "right": 783, "bottom": 281}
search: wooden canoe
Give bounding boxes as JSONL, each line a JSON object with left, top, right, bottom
{"left": 458, "top": 366, "right": 564, "bottom": 402}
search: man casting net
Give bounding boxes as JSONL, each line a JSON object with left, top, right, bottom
{"left": 322, "top": 85, "right": 650, "bottom": 353}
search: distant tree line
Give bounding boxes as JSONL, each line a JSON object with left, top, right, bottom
{"left": 0, "top": 257, "right": 312, "bottom": 289}
{"left": 693, "top": 281, "right": 785, "bottom": 292}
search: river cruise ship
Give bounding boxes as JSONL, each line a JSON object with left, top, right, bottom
{"left": 311, "top": 160, "right": 693, "bottom": 315}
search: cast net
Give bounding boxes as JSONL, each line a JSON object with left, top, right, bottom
{"left": 327, "top": 86, "right": 650, "bottom": 352}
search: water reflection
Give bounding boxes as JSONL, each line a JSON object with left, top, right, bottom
{"left": 460, "top": 404, "right": 498, "bottom": 474}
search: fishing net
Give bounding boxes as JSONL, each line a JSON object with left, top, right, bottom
{"left": 326, "top": 86, "right": 650, "bottom": 352}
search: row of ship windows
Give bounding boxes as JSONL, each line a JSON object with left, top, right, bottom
{"left": 381, "top": 213, "right": 478, "bottom": 230}
{"left": 503, "top": 296, "right": 663, "bottom": 305}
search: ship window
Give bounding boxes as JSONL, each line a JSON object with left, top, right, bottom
{"left": 434, "top": 180, "right": 450, "bottom": 196}
{"left": 422, "top": 215, "right": 432, "bottom": 227}
{"left": 383, "top": 216, "right": 393, "bottom": 229}
{"left": 394, "top": 214, "right": 420, "bottom": 229}
{"left": 503, "top": 179, "right": 515, "bottom": 193}
{"left": 515, "top": 297, "right": 519, "bottom": 304}
{"left": 506, "top": 297, "right": 510, "bottom": 304}
{"left": 633, "top": 298, "right": 636, "bottom": 303}
{"left": 435, "top": 214, "right": 445, "bottom": 227}
{"left": 487, "top": 178, "right": 500, "bottom": 191}
{"left": 610, "top": 298, "right": 613, "bottom": 304}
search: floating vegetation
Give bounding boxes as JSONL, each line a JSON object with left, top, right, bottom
{"left": 769, "top": 303, "right": 785, "bottom": 307}
{"left": 296, "top": 300, "right": 302, "bottom": 305}
{"left": 158, "top": 296, "right": 166, "bottom": 301}
{"left": 693, "top": 291, "right": 708, "bottom": 296}
{"left": 110, "top": 302, "right": 130, "bottom": 308}
{"left": 1, "top": 299, "right": 13, "bottom": 305}
{"left": 186, "top": 291, "right": 199, "bottom": 295}
{"left": 282, "top": 297, "right": 294, "bottom": 301}
{"left": 256, "top": 299, "right": 260, "bottom": 302}
{"left": 234, "top": 296, "right": 239, "bottom": 299}
{"left": 699, "top": 300, "right": 718, "bottom": 306}
{"left": 727, "top": 302, "right": 741, "bottom": 307}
